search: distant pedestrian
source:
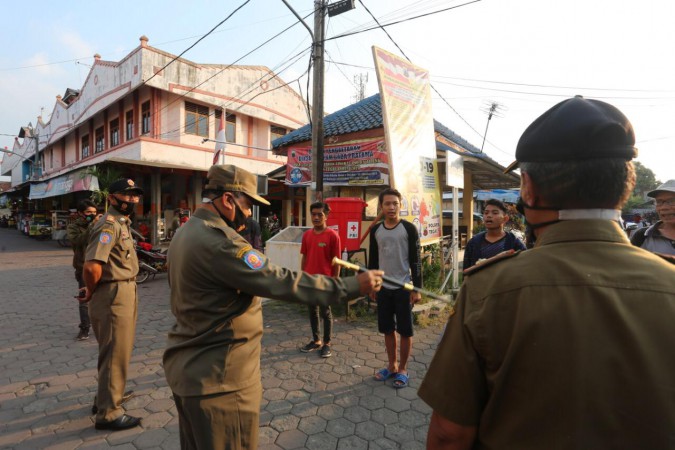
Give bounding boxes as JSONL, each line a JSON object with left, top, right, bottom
{"left": 239, "top": 216, "right": 263, "bottom": 251}
{"left": 67, "top": 199, "right": 100, "bottom": 341}
{"left": 463, "top": 199, "right": 526, "bottom": 270}
{"left": 299, "top": 202, "right": 341, "bottom": 358}
{"left": 631, "top": 179, "right": 675, "bottom": 255}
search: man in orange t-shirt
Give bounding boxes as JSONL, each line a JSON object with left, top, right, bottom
{"left": 299, "top": 202, "right": 342, "bottom": 358}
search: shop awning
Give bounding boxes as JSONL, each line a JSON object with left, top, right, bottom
{"left": 29, "top": 169, "right": 99, "bottom": 200}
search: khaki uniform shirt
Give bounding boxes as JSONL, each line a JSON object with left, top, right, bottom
{"left": 419, "top": 220, "right": 675, "bottom": 449}
{"left": 85, "top": 208, "right": 138, "bottom": 281}
{"left": 164, "top": 208, "right": 361, "bottom": 397}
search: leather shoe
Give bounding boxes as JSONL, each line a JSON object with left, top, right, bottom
{"left": 95, "top": 414, "right": 141, "bottom": 431}
{"left": 92, "top": 390, "right": 135, "bottom": 415}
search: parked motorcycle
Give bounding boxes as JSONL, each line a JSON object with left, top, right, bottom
{"left": 131, "top": 229, "right": 168, "bottom": 284}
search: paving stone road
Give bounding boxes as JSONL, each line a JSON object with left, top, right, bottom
{"left": 0, "top": 228, "right": 445, "bottom": 449}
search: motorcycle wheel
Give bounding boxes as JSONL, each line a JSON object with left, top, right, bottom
{"left": 136, "top": 269, "right": 150, "bottom": 284}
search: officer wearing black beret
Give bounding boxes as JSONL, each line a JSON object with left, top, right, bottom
{"left": 420, "top": 97, "right": 675, "bottom": 449}
{"left": 164, "top": 164, "right": 384, "bottom": 450}
{"left": 83, "top": 178, "right": 144, "bottom": 431}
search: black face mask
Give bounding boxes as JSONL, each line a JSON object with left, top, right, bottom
{"left": 516, "top": 197, "right": 562, "bottom": 246}
{"left": 110, "top": 194, "right": 140, "bottom": 215}
{"left": 213, "top": 195, "right": 248, "bottom": 231}
{"left": 84, "top": 214, "right": 95, "bottom": 222}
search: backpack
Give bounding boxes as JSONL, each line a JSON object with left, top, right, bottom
{"left": 631, "top": 227, "right": 648, "bottom": 247}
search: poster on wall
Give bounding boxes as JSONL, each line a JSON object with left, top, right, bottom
{"left": 372, "top": 46, "right": 441, "bottom": 244}
{"left": 285, "top": 139, "right": 389, "bottom": 187}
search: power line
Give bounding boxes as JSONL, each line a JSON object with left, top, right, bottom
{"left": 356, "top": 0, "right": 509, "bottom": 157}
{"left": 142, "top": 0, "right": 252, "bottom": 86}
{"left": 432, "top": 74, "right": 675, "bottom": 94}
{"left": 5, "top": 3, "right": 310, "bottom": 151}
{"left": 326, "top": 0, "right": 481, "bottom": 42}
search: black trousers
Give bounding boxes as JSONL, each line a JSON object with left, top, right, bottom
{"left": 75, "top": 270, "right": 90, "bottom": 330}
{"left": 307, "top": 304, "right": 332, "bottom": 343}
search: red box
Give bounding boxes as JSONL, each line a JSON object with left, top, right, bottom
{"left": 325, "top": 197, "right": 367, "bottom": 251}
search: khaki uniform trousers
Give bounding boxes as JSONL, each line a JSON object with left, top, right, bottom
{"left": 173, "top": 382, "right": 262, "bottom": 450}
{"left": 89, "top": 280, "right": 138, "bottom": 422}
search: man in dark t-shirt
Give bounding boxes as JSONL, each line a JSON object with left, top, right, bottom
{"left": 463, "top": 199, "right": 526, "bottom": 270}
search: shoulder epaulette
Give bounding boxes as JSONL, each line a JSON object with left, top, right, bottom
{"left": 105, "top": 215, "right": 115, "bottom": 224}
{"left": 463, "top": 249, "right": 521, "bottom": 276}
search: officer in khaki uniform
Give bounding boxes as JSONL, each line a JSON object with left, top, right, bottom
{"left": 419, "top": 97, "right": 675, "bottom": 449}
{"left": 83, "top": 178, "right": 143, "bottom": 431}
{"left": 164, "top": 164, "right": 384, "bottom": 450}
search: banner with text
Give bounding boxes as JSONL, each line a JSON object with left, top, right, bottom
{"left": 372, "top": 46, "right": 441, "bottom": 244}
{"left": 29, "top": 169, "right": 100, "bottom": 200}
{"left": 285, "top": 139, "right": 389, "bottom": 187}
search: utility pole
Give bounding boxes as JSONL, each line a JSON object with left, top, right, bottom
{"left": 282, "top": 0, "right": 354, "bottom": 202}
{"left": 311, "top": 0, "right": 326, "bottom": 202}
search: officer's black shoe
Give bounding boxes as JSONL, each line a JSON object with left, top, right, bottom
{"left": 94, "top": 414, "right": 141, "bottom": 431}
{"left": 92, "top": 390, "right": 135, "bottom": 415}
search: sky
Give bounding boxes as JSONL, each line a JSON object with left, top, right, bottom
{"left": 1, "top": 0, "right": 674, "bottom": 183}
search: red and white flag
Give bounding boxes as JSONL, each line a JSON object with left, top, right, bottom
{"left": 213, "top": 111, "right": 226, "bottom": 165}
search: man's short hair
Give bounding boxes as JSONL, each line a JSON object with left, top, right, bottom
{"left": 378, "top": 188, "right": 402, "bottom": 205}
{"left": 484, "top": 199, "right": 508, "bottom": 214}
{"left": 310, "top": 202, "right": 330, "bottom": 215}
{"left": 77, "top": 199, "right": 97, "bottom": 213}
{"left": 520, "top": 158, "right": 635, "bottom": 209}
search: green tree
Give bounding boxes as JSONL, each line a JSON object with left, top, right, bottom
{"left": 81, "top": 165, "right": 122, "bottom": 211}
{"left": 633, "top": 162, "right": 660, "bottom": 197}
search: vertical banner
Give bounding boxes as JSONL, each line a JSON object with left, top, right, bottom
{"left": 372, "top": 46, "right": 441, "bottom": 244}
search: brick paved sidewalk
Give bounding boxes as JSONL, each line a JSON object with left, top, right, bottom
{"left": 0, "top": 229, "right": 445, "bottom": 449}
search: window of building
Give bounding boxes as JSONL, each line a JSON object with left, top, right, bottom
{"left": 215, "top": 110, "right": 236, "bottom": 143}
{"left": 49, "top": 148, "right": 53, "bottom": 169}
{"left": 270, "top": 125, "right": 287, "bottom": 144}
{"left": 226, "top": 113, "right": 236, "bottom": 143}
{"left": 110, "top": 119, "right": 119, "bottom": 147}
{"left": 141, "top": 101, "right": 151, "bottom": 134}
{"left": 81, "top": 135, "right": 90, "bottom": 158}
{"left": 126, "top": 110, "right": 134, "bottom": 140}
{"left": 95, "top": 127, "right": 104, "bottom": 153}
{"left": 185, "top": 102, "right": 209, "bottom": 137}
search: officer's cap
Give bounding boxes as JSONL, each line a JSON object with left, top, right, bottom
{"left": 204, "top": 164, "right": 270, "bottom": 206}
{"left": 647, "top": 179, "right": 675, "bottom": 198}
{"left": 109, "top": 178, "right": 144, "bottom": 195}
{"left": 504, "top": 96, "right": 637, "bottom": 173}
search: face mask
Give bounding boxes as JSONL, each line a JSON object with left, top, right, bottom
{"left": 229, "top": 197, "right": 249, "bottom": 231}
{"left": 212, "top": 195, "right": 248, "bottom": 231}
{"left": 516, "top": 197, "right": 562, "bottom": 246}
{"left": 84, "top": 214, "right": 95, "bottom": 222}
{"left": 110, "top": 194, "right": 139, "bottom": 215}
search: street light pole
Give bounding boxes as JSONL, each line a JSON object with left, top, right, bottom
{"left": 312, "top": 0, "right": 326, "bottom": 202}
{"left": 281, "top": 0, "right": 326, "bottom": 202}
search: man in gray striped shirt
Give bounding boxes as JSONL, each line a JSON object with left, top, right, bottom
{"left": 369, "top": 188, "right": 422, "bottom": 389}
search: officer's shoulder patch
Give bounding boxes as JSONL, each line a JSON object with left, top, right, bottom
{"left": 654, "top": 252, "right": 675, "bottom": 265}
{"left": 463, "top": 250, "right": 521, "bottom": 276}
{"left": 242, "top": 250, "right": 264, "bottom": 270}
{"left": 99, "top": 231, "right": 113, "bottom": 244}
